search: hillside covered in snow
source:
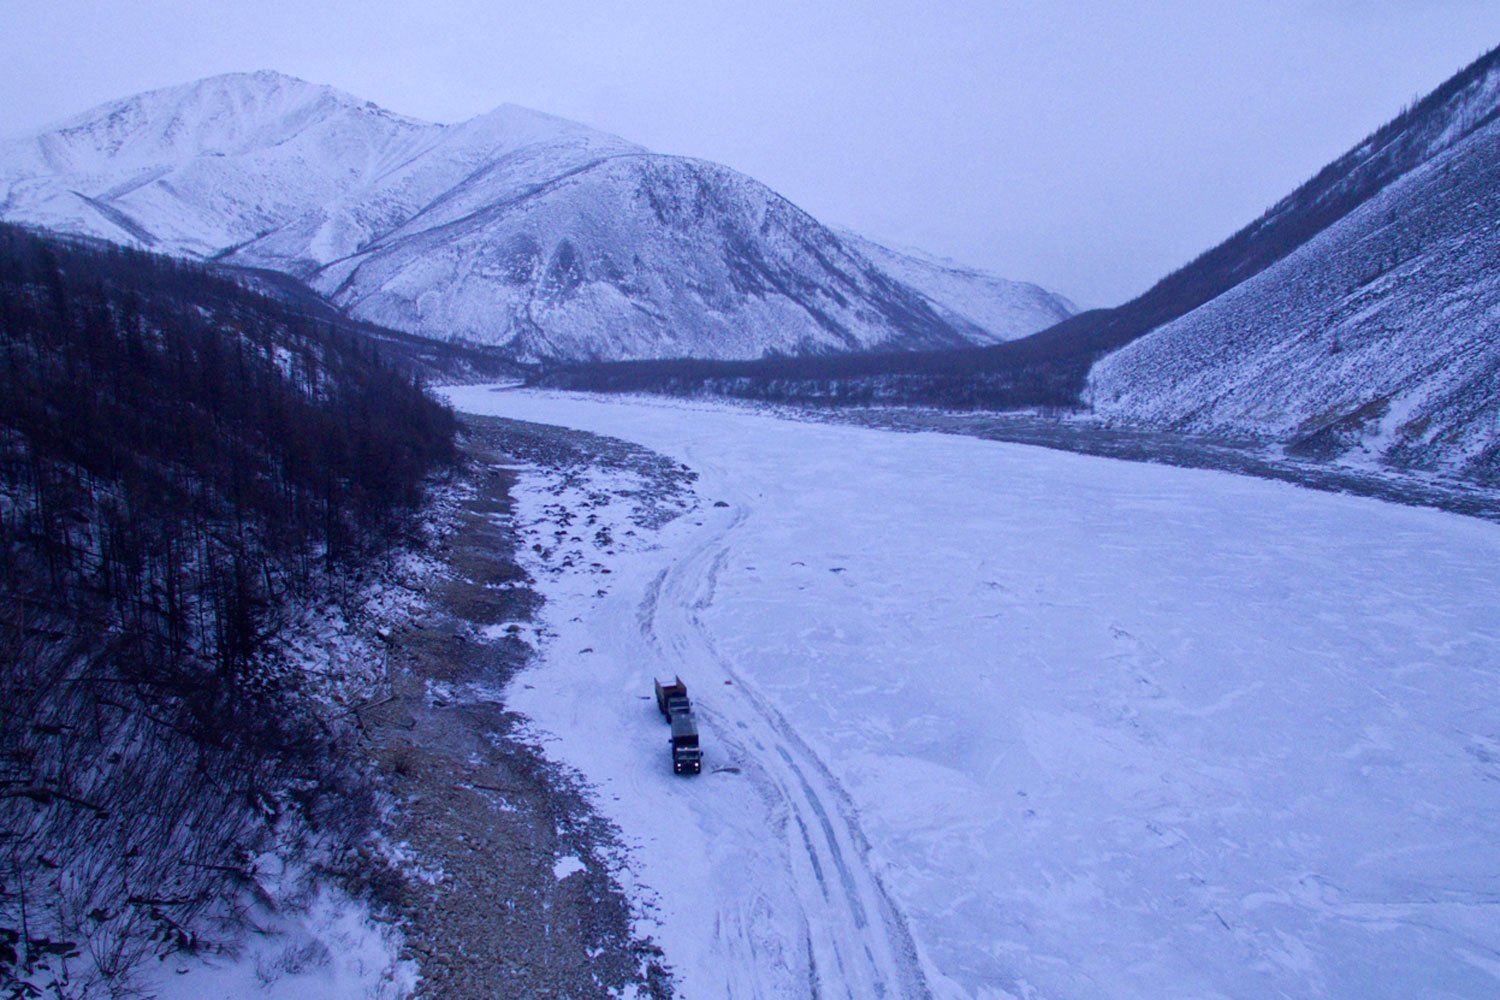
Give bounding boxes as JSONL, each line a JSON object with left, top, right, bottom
{"left": 526, "top": 49, "right": 1500, "bottom": 468}
{"left": 837, "top": 229, "right": 1075, "bottom": 344}
{"left": 0, "top": 71, "right": 1071, "bottom": 362}
{"left": 1088, "top": 47, "right": 1500, "bottom": 484}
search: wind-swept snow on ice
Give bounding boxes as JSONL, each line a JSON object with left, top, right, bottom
{"left": 446, "top": 386, "right": 1500, "bottom": 1000}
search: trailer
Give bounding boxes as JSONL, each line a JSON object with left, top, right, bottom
{"left": 654, "top": 676, "right": 691, "bottom": 720}
{"left": 669, "top": 710, "right": 703, "bottom": 775}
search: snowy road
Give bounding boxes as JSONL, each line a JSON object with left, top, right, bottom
{"left": 446, "top": 387, "right": 1500, "bottom": 1000}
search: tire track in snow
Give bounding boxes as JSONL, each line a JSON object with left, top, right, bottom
{"left": 640, "top": 501, "right": 931, "bottom": 1000}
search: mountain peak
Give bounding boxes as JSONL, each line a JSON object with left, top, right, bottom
{"left": 187, "top": 68, "right": 322, "bottom": 93}
{"left": 443, "top": 100, "right": 641, "bottom": 155}
{"left": 53, "top": 69, "right": 354, "bottom": 128}
{"left": 1, "top": 73, "right": 1071, "bottom": 361}
{"left": 27, "top": 69, "right": 406, "bottom": 170}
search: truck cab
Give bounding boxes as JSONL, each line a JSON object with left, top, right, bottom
{"left": 669, "top": 711, "right": 703, "bottom": 775}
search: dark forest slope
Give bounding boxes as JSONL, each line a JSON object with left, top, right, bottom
{"left": 0, "top": 223, "right": 455, "bottom": 993}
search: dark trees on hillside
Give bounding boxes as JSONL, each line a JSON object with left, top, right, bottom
{"left": 0, "top": 223, "right": 456, "bottom": 991}
{"left": 534, "top": 349, "right": 1089, "bottom": 411}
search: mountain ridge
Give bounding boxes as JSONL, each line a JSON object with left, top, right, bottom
{"left": 529, "top": 45, "right": 1500, "bottom": 484}
{"left": 1087, "top": 54, "right": 1500, "bottom": 483}
{"left": 0, "top": 71, "right": 1071, "bottom": 361}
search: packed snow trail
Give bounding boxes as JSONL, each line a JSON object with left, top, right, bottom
{"left": 640, "top": 502, "right": 930, "bottom": 999}
{"left": 446, "top": 387, "right": 1500, "bottom": 1000}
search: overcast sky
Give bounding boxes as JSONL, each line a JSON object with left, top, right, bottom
{"left": 3, "top": 1, "right": 1497, "bottom": 306}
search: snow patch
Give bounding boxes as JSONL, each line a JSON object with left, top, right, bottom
{"left": 553, "top": 855, "right": 587, "bottom": 881}
{"left": 137, "top": 858, "right": 414, "bottom": 1000}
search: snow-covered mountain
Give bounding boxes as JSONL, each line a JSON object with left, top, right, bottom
{"left": 1088, "top": 47, "right": 1500, "bottom": 483}
{"left": 0, "top": 71, "right": 1071, "bottom": 361}
{"left": 836, "top": 229, "right": 1074, "bottom": 344}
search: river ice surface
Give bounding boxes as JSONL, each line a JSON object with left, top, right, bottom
{"left": 446, "top": 386, "right": 1500, "bottom": 1000}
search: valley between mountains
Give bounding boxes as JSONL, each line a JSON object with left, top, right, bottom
{"left": 7, "top": 34, "right": 1500, "bottom": 1000}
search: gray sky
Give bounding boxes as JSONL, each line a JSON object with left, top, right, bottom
{"left": 3, "top": 1, "right": 1497, "bottom": 306}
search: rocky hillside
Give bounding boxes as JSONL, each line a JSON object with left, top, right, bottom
{"left": 1089, "top": 47, "right": 1500, "bottom": 483}
{"left": 836, "top": 229, "right": 1075, "bottom": 344}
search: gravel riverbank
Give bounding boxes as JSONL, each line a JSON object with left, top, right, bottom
{"left": 360, "top": 415, "right": 692, "bottom": 999}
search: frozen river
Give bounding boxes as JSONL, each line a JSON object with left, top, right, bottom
{"left": 446, "top": 386, "right": 1500, "bottom": 1000}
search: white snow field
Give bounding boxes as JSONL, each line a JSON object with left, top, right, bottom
{"left": 445, "top": 387, "right": 1500, "bottom": 1000}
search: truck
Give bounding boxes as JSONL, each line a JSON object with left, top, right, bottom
{"left": 654, "top": 676, "right": 702, "bottom": 775}
{"left": 654, "top": 676, "right": 691, "bottom": 720}
{"left": 669, "top": 711, "right": 703, "bottom": 775}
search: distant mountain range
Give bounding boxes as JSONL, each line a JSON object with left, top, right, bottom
{"left": 0, "top": 71, "right": 1072, "bottom": 362}
{"left": 538, "top": 46, "right": 1500, "bottom": 485}
{"left": 7, "top": 50, "right": 1497, "bottom": 484}
{"left": 834, "top": 229, "right": 1075, "bottom": 347}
